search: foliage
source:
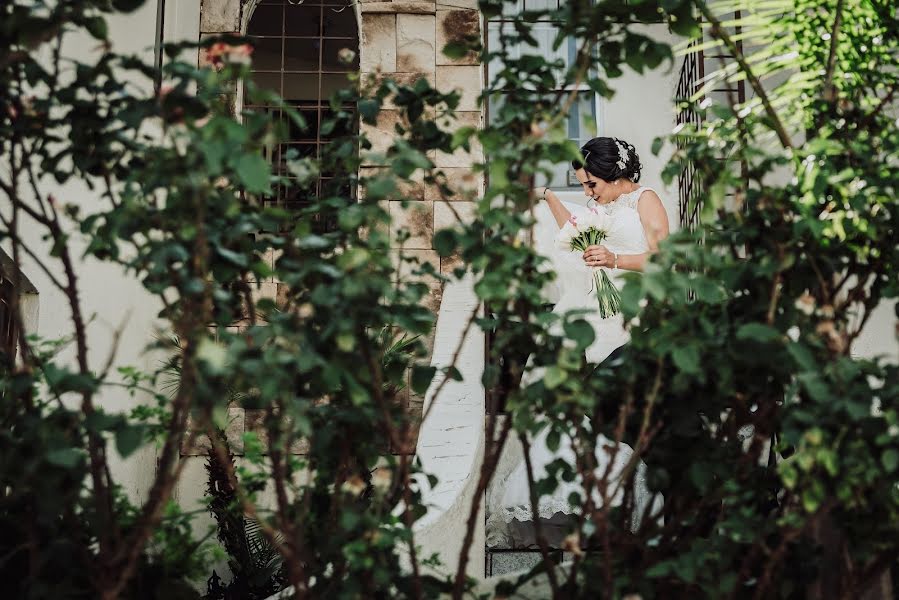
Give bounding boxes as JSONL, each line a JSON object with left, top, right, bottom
{"left": 204, "top": 429, "right": 286, "bottom": 600}
{"left": 0, "top": 0, "right": 897, "bottom": 598}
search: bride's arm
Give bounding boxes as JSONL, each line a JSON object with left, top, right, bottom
{"left": 582, "top": 190, "right": 670, "bottom": 272}
{"left": 537, "top": 187, "right": 571, "bottom": 229}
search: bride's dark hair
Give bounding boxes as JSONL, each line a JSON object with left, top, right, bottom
{"left": 571, "top": 137, "right": 642, "bottom": 183}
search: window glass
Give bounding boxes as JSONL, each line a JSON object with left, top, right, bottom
{"left": 485, "top": 0, "right": 598, "bottom": 188}
{"left": 246, "top": 0, "right": 359, "bottom": 221}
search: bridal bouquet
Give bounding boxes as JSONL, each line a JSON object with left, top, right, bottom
{"left": 557, "top": 210, "right": 622, "bottom": 318}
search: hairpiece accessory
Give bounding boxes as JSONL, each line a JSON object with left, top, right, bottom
{"left": 614, "top": 140, "right": 628, "bottom": 171}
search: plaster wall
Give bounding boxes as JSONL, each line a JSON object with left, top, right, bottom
{"left": 2, "top": 1, "right": 165, "bottom": 503}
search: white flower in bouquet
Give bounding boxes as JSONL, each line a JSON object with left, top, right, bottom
{"left": 557, "top": 209, "right": 622, "bottom": 319}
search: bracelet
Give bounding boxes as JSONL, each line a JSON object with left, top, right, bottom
{"left": 613, "top": 253, "right": 619, "bottom": 270}
{"left": 541, "top": 187, "right": 549, "bottom": 199}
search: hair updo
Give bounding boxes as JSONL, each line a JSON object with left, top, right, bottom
{"left": 571, "top": 137, "right": 642, "bottom": 183}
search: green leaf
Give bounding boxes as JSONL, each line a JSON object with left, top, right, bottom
{"left": 546, "top": 430, "right": 561, "bottom": 452}
{"left": 544, "top": 366, "right": 567, "bottom": 389}
{"left": 643, "top": 274, "right": 666, "bottom": 301}
{"left": 798, "top": 373, "right": 831, "bottom": 402}
{"left": 44, "top": 364, "right": 98, "bottom": 394}
{"left": 197, "top": 338, "right": 229, "bottom": 374}
{"left": 802, "top": 480, "right": 825, "bottom": 513}
{"left": 47, "top": 448, "right": 83, "bottom": 468}
{"left": 112, "top": 0, "right": 144, "bottom": 13}
{"left": 358, "top": 99, "right": 380, "bottom": 123}
{"left": 817, "top": 449, "right": 838, "bottom": 476}
{"left": 736, "top": 323, "right": 782, "bottom": 343}
{"left": 779, "top": 462, "right": 798, "bottom": 489}
{"left": 433, "top": 229, "right": 458, "bottom": 257}
{"left": 882, "top": 449, "right": 899, "bottom": 473}
{"left": 337, "top": 248, "right": 370, "bottom": 271}
{"left": 441, "top": 41, "right": 471, "bottom": 60}
{"left": 336, "top": 332, "right": 355, "bottom": 352}
{"left": 563, "top": 319, "right": 596, "bottom": 350}
{"left": 85, "top": 411, "right": 122, "bottom": 433}
{"left": 84, "top": 17, "right": 108, "bottom": 40}
{"left": 444, "top": 366, "right": 463, "bottom": 381}
{"left": 671, "top": 345, "right": 700, "bottom": 374}
{"left": 411, "top": 365, "right": 436, "bottom": 394}
{"left": 235, "top": 154, "right": 271, "bottom": 194}
{"left": 787, "top": 343, "right": 816, "bottom": 370}
{"left": 116, "top": 425, "right": 146, "bottom": 458}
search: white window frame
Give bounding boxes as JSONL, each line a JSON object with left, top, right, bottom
{"left": 484, "top": 0, "right": 602, "bottom": 190}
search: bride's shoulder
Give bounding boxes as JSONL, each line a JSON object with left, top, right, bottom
{"left": 634, "top": 188, "right": 669, "bottom": 223}
{"left": 631, "top": 186, "right": 664, "bottom": 209}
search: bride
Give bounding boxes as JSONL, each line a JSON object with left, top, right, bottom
{"left": 486, "top": 137, "right": 670, "bottom": 549}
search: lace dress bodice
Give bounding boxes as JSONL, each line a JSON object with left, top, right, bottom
{"left": 552, "top": 186, "right": 652, "bottom": 306}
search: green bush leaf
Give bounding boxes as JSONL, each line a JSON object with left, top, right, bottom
{"left": 544, "top": 366, "right": 567, "bottom": 389}
{"left": 882, "top": 449, "right": 899, "bottom": 473}
{"left": 433, "top": 229, "right": 458, "bottom": 257}
{"left": 563, "top": 319, "right": 596, "bottom": 350}
{"left": 116, "top": 425, "right": 146, "bottom": 458}
{"left": 47, "top": 448, "right": 83, "bottom": 468}
{"left": 671, "top": 345, "right": 700, "bottom": 374}
{"left": 737, "top": 323, "right": 782, "bottom": 343}
{"left": 411, "top": 365, "right": 436, "bottom": 395}
{"left": 235, "top": 154, "right": 271, "bottom": 194}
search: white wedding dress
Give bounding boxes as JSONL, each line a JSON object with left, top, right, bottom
{"left": 485, "top": 186, "right": 661, "bottom": 549}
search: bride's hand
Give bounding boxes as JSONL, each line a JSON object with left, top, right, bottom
{"left": 583, "top": 245, "right": 616, "bottom": 268}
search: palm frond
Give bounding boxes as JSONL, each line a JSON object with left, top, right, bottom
{"left": 688, "top": 0, "right": 898, "bottom": 142}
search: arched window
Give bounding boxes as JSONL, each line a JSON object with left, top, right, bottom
{"left": 245, "top": 0, "right": 359, "bottom": 217}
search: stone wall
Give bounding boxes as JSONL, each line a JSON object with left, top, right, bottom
{"left": 356, "top": 0, "right": 483, "bottom": 437}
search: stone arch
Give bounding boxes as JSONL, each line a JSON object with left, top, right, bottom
{"left": 0, "top": 249, "right": 39, "bottom": 366}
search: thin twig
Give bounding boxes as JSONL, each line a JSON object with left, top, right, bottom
{"left": 518, "top": 432, "right": 562, "bottom": 597}
{"left": 822, "top": 0, "right": 845, "bottom": 101}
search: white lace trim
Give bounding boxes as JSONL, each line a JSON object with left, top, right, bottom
{"left": 587, "top": 186, "right": 653, "bottom": 213}
{"left": 498, "top": 497, "right": 581, "bottom": 523}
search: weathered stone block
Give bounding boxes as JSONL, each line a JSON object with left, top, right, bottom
{"left": 361, "top": 73, "right": 436, "bottom": 110}
{"left": 436, "top": 65, "right": 482, "bottom": 111}
{"left": 419, "top": 280, "right": 445, "bottom": 313}
{"left": 361, "top": 14, "right": 397, "bottom": 72}
{"left": 440, "top": 252, "right": 465, "bottom": 276}
{"left": 250, "top": 281, "right": 279, "bottom": 306}
{"left": 390, "top": 200, "right": 434, "bottom": 250}
{"left": 359, "top": 165, "right": 426, "bottom": 201}
{"left": 435, "top": 111, "right": 483, "bottom": 167}
{"left": 360, "top": 110, "right": 403, "bottom": 164}
{"left": 200, "top": 0, "right": 240, "bottom": 33}
{"left": 392, "top": 249, "right": 441, "bottom": 283}
{"left": 437, "top": 0, "right": 478, "bottom": 9}
{"left": 361, "top": 1, "right": 437, "bottom": 14}
{"left": 397, "top": 14, "right": 437, "bottom": 73}
{"left": 437, "top": 9, "right": 480, "bottom": 66}
{"left": 434, "top": 199, "right": 478, "bottom": 233}
{"left": 424, "top": 167, "right": 483, "bottom": 201}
